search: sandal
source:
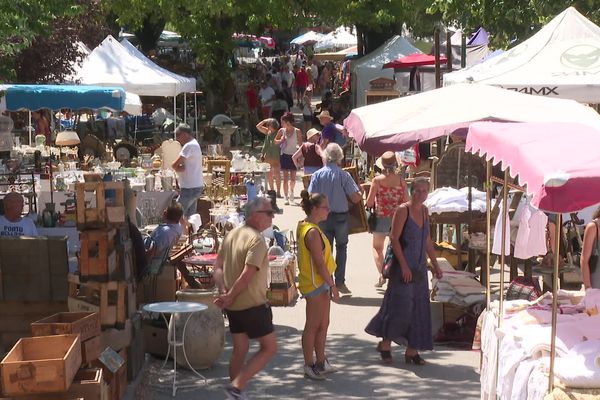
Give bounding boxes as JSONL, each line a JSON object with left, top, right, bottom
{"left": 405, "top": 353, "right": 426, "bottom": 365}
{"left": 376, "top": 342, "right": 393, "bottom": 364}
{"left": 374, "top": 276, "right": 386, "bottom": 288}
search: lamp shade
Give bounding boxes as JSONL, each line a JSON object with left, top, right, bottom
{"left": 55, "top": 130, "right": 80, "bottom": 146}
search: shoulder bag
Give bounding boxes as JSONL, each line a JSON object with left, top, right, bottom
{"left": 588, "top": 220, "right": 599, "bottom": 274}
{"left": 382, "top": 206, "right": 409, "bottom": 279}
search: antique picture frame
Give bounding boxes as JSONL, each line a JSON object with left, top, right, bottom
{"left": 302, "top": 166, "right": 368, "bottom": 235}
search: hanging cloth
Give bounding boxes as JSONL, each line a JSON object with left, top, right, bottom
{"left": 514, "top": 205, "right": 531, "bottom": 259}
{"left": 492, "top": 201, "right": 511, "bottom": 256}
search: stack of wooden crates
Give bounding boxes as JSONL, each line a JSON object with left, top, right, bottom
{"left": 68, "top": 181, "right": 142, "bottom": 397}
{"left": 0, "top": 311, "right": 128, "bottom": 400}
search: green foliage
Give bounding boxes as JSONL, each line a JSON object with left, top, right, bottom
{"left": 428, "top": 0, "right": 600, "bottom": 47}
{"left": 0, "top": 0, "right": 82, "bottom": 79}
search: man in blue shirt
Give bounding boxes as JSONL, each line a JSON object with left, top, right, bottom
{"left": 308, "top": 143, "right": 362, "bottom": 294}
{"left": 144, "top": 203, "right": 184, "bottom": 276}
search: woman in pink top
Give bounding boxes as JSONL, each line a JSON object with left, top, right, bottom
{"left": 365, "top": 151, "right": 408, "bottom": 287}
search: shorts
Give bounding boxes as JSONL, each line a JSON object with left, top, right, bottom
{"left": 296, "top": 86, "right": 306, "bottom": 94}
{"left": 303, "top": 114, "right": 313, "bottom": 122}
{"left": 226, "top": 303, "right": 274, "bottom": 339}
{"left": 372, "top": 216, "right": 392, "bottom": 234}
{"left": 303, "top": 282, "right": 330, "bottom": 298}
{"left": 280, "top": 153, "right": 296, "bottom": 170}
{"left": 264, "top": 156, "right": 280, "bottom": 167}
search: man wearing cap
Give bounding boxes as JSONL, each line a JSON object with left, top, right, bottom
{"left": 172, "top": 123, "right": 204, "bottom": 218}
{"left": 292, "top": 128, "right": 323, "bottom": 175}
{"left": 308, "top": 143, "right": 362, "bottom": 294}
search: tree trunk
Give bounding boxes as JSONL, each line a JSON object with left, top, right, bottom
{"left": 135, "top": 16, "right": 165, "bottom": 53}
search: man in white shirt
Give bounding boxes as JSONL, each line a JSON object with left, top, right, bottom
{"left": 172, "top": 124, "right": 204, "bottom": 218}
{"left": 0, "top": 192, "right": 38, "bottom": 237}
{"left": 258, "top": 80, "right": 275, "bottom": 119}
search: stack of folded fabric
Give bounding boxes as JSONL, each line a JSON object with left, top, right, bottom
{"left": 431, "top": 258, "right": 486, "bottom": 307}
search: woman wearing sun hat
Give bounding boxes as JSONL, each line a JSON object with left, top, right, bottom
{"left": 292, "top": 128, "right": 324, "bottom": 175}
{"left": 365, "top": 151, "right": 408, "bottom": 287}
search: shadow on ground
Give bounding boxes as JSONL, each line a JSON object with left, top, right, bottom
{"left": 133, "top": 324, "right": 479, "bottom": 400}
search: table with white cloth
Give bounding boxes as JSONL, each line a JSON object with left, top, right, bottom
{"left": 476, "top": 289, "right": 600, "bottom": 400}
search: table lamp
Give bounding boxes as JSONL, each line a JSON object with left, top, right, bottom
{"left": 55, "top": 130, "right": 80, "bottom": 146}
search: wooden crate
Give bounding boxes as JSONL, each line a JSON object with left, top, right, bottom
{"left": 0, "top": 335, "right": 81, "bottom": 396}
{"left": 267, "top": 284, "right": 297, "bottom": 307}
{"left": 31, "top": 312, "right": 100, "bottom": 342}
{"left": 79, "top": 230, "right": 117, "bottom": 282}
{"left": 75, "top": 182, "right": 125, "bottom": 230}
{"left": 7, "top": 368, "right": 109, "bottom": 400}
{"left": 81, "top": 336, "right": 101, "bottom": 364}
{"left": 116, "top": 349, "right": 127, "bottom": 400}
{"left": 126, "top": 313, "right": 143, "bottom": 382}
{"left": 92, "top": 349, "right": 125, "bottom": 400}
{"left": 0, "top": 302, "right": 68, "bottom": 358}
{"left": 67, "top": 275, "right": 126, "bottom": 328}
{"left": 115, "top": 240, "right": 133, "bottom": 282}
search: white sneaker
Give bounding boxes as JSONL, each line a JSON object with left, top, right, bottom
{"left": 303, "top": 364, "right": 326, "bottom": 380}
{"left": 316, "top": 358, "right": 338, "bottom": 374}
{"left": 290, "top": 194, "right": 295, "bottom": 204}
{"left": 284, "top": 198, "right": 290, "bottom": 205}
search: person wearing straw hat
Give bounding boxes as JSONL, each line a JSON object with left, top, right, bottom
{"left": 292, "top": 128, "right": 323, "bottom": 175}
{"left": 365, "top": 151, "right": 408, "bottom": 287}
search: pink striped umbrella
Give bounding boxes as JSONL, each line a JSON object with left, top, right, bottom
{"left": 466, "top": 121, "right": 600, "bottom": 212}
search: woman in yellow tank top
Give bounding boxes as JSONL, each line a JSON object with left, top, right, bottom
{"left": 297, "top": 190, "right": 339, "bottom": 380}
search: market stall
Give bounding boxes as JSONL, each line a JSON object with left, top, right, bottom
{"left": 466, "top": 121, "right": 600, "bottom": 398}
{"left": 343, "top": 83, "right": 600, "bottom": 155}
{"left": 444, "top": 7, "right": 600, "bottom": 104}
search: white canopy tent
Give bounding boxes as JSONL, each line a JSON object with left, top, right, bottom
{"left": 444, "top": 7, "right": 600, "bottom": 103}
{"left": 314, "top": 27, "right": 357, "bottom": 52}
{"left": 290, "top": 31, "right": 324, "bottom": 45}
{"left": 351, "top": 35, "right": 422, "bottom": 107}
{"left": 71, "top": 41, "right": 142, "bottom": 115}
{"left": 73, "top": 35, "right": 196, "bottom": 97}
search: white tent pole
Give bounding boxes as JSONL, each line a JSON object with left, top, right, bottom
{"left": 194, "top": 92, "right": 198, "bottom": 134}
{"left": 173, "top": 95, "right": 177, "bottom": 138}
{"left": 184, "top": 92, "right": 187, "bottom": 124}
{"left": 28, "top": 111, "right": 32, "bottom": 146}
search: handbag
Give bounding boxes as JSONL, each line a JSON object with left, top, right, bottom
{"left": 381, "top": 207, "right": 409, "bottom": 279}
{"left": 366, "top": 207, "right": 377, "bottom": 233}
{"left": 382, "top": 242, "right": 396, "bottom": 279}
{"left": 589, "top": 221, "right": 599, "bottom": 274}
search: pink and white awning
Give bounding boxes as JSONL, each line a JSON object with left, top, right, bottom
{"left": 466, "top": 121, "right": 600, "bottom": 213}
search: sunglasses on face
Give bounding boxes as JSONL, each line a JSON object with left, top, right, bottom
{"left": 256, "top": 210, "right": 275, "bottom": 217}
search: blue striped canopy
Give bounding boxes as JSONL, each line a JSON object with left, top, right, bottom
{"left": 4, "top": 84, "right": 126, "bottom": 111}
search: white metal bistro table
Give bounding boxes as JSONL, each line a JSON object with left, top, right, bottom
{"left": 142, "top": 301, "right": 208, "bottom": 396}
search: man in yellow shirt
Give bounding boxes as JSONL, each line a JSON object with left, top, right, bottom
{"left": 213, "top": 197, "right": 277, "bottom": 400}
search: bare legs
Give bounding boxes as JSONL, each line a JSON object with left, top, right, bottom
{"left": 372, "top": 233, "right": 386, "bottom": 285}
{"left": 266, "top": 165, "right": 281, "bottom": 194}
{"left": 282, "top": 169, "right": 297, "bottom": 201}
{"left": 230, "top": 332, "right": 277, "bottom": 391}
{"left": 302, "top": 291, "right": 331, "bottom": 366}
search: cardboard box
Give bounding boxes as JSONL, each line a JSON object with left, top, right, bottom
{"left": 1, "top": 335, "right": 81, "bottom": 396}
{"left": 31, "top": 312, "right": 100, "bottom": 342}
{"left": 142, "top": 320, "right": 168, "bottom": 359}
{"left": 142, "top": 264, "right": 176, "bottom": 303}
